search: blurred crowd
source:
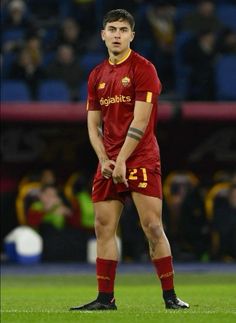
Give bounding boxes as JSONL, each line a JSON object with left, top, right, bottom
{"left": 12, "top": 168, "right": 95, "bottom": 262}
{"left": 2, "top": 167, "right": 235, "bottom": 263}
{"left": 1, "top": 0, "right": 236, "bottom": 101}
{"left": 162, "top": 170, "right": 236, "bottom": 262}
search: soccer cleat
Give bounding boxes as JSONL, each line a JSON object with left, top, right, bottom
{"left": 165, "top": 297, "right": 190, "bottom": 309}
{"left": 69, "top": 299, "right": 117, "bottom": 311}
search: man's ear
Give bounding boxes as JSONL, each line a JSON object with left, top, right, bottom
{"left": 130, "top": 31, "right": 135, "bottom": 42}
{"left": 101, "top": 30, "right": 105, "bottom": 41}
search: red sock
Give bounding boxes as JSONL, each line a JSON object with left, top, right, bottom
{"left": 96, "top": 257, "right": 118, "bottom": 293}
{"left": 153, "top": 256, "right": 174, "bottom": 291}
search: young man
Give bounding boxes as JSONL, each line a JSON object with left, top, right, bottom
{"left": 70, "top": 9, "right": 189, "bottom": 311}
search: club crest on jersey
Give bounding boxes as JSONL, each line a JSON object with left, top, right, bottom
{"left": 98, "top": 82, "right": 106, "bottom": 90}
{"left": 121, "top": 76, "right": 130, "bottom": 87}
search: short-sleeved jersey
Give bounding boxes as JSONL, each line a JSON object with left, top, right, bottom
{"left": 87, "top": 49, "right": 162, "bottom": 172}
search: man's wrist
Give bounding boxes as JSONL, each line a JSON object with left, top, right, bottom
{"left": 99, "top": 157, "right": 109, "bottom": 164}
{"left": 116, "top": 156, "right": 126, "bottom": 163}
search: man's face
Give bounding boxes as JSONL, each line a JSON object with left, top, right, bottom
{"left": 101, "top": 19, "right": 134, "bottom": 56}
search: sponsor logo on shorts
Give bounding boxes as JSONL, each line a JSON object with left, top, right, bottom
{"left": 138, "top": 182, "right": 148, "bottom": 188}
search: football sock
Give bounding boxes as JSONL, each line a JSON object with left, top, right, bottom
{"left": 96, "top": 257, "right": 118, "bottom": 303}
{"left": 153, "top": 256, "right": 175, "bottom": 298}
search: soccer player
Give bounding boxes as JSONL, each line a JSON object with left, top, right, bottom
{"left": 70, "top": 9, "right": 189, "bottom": 311}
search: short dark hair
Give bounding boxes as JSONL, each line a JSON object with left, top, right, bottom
{"left": 103, "top": 9, "right": 135, "bottom": 31}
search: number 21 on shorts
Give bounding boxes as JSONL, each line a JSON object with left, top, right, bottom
{"left": 128, "top": 168, "right": 147, "bottom": 182}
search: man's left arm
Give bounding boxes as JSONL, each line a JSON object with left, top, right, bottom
{"left": 112, "top": 100, "right": 153, "bottom": 186}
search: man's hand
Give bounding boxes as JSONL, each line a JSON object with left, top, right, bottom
{"left": 101, "top": 159, "right": 116, "bottom": 179}
{"left": 112, "top": 159, "right": 129, "bottom": 187}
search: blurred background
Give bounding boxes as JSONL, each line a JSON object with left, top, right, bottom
{"left": 1, "top": 0, "right": 236, "bottom": 265}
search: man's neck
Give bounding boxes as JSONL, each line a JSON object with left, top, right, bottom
{"left": 109, "top": 48, "right": 131, "bottom": 65}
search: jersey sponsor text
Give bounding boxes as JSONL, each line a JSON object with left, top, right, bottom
{"left": 100, "top": 95, "right": 131, "bottom": 107}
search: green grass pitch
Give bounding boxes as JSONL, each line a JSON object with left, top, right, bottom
{"left": 1, "top": 272, "right": 236, "bottom": 323}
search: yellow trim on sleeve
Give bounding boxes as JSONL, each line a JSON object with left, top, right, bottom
{"left": 146, "top": 92, "right": 152, "bottom": 103}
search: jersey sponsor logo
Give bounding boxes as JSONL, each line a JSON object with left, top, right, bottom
{"left": 138, "top": 182, "right": 148, "bottom": 188}
{"left": 98, "top": 82, "right": 106, "bottom": 89}
{"left": 121, "top": 76, "right": 131, "bottom": 87}
{"left": 100, "top": 95, "right": 131, "bottom": 107}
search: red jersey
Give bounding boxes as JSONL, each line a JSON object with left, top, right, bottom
{"left": 87, "top": 49, "right": 162, "bottom": 172}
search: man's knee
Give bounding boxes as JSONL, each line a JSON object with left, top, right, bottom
{"left": 142, "top": 215, "right": 164, "bottom": 240}
{"left": 147, "top": 222, "right": 164, "bottom": 241}
{"left": 149, "top": 222, "right": 164, "bottom": 239}
{"left": 95, "top": 214, "right": 114, "bottom": 239}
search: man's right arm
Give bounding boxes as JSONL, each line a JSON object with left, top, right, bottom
{"left": 87, "top": 110, "right": 115, "bottom": 178}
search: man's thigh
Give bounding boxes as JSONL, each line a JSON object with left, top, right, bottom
{"left": 131, "top": 192, "right": 163, "bottom": 224}
{"left": 94, "top": 199, "right": 124, "bottom": 221}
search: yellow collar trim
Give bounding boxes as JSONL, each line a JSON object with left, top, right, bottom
{"left": 109, "top": 49, "right": 132, "bottom": 65}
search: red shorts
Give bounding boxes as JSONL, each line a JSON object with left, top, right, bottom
{"left": 92, "top": 165, "right": 162, "bottom": 203}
